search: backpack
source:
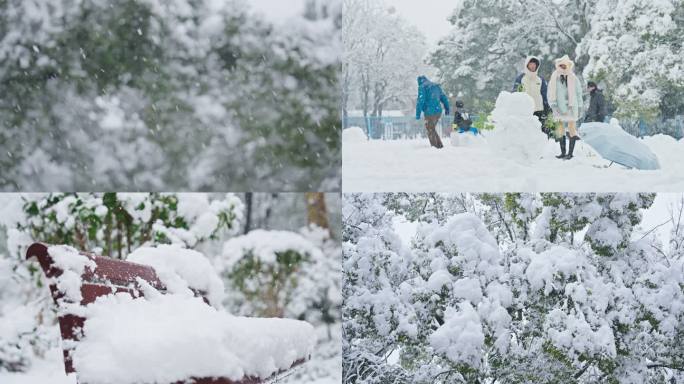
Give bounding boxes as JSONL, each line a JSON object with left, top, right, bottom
{"left": 454, "top": 111, "right": 472, "bottom": 128}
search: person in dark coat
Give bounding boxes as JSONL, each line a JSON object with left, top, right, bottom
{"left": 452, "top": 101, "right": 478, "bottom": 135}
{"left": 416, "top": 75, "right": 450, "bottom": 149}
{"left": 585, "top": 81, "right": 608, "bottom": 123}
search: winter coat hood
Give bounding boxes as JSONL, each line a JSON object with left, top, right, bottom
{"left": 417, "top": 76, "right": 428, "bottom": 86}
{"left": 524, "top": 56, "right": 541, "bottom": 77}
{"left": 554, "top": 55, "right": 575, "bottom": 74}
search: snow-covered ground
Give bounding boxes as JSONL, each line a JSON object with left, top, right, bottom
{"left": 343, "top": 93, "right": 684, "bottom": 192}
{"left": 0, "top": 349, "right": 75, "bottom": 384}
{"left": 0, "top": 327, "right": 341, "bottom": 384}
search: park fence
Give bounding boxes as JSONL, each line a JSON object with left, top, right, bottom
{"left": 343, "top": 114, "right": 684, "bottom": 141}
{"left": 343, "top": 115, "right": 480, "bottom": 140}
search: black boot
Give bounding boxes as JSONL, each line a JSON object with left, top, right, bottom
{"left": 556, "top": 136, "right": 567, "bottom": 159}
{"left": 565, "top": 136, "right": 578, "bottom": 160}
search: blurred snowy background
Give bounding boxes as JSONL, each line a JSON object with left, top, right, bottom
{"left": 0, "top": 0, "right": 341, "bottom": 191}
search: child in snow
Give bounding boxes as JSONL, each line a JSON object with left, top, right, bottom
{"left": 452, "top": 101, "right": 478, "bottom": 135}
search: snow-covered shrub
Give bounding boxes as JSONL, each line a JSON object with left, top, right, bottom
{"left": 220, "top": 229, "right": 325, "bottom": 318}
{"left": 13, "top": 193, "right": 242, "bottom": 258}
{"left": 296, "top": 225, "right": 342, "bottom": 326}
{"left": 537, "top": 193, "right": 655, "bottom": 256}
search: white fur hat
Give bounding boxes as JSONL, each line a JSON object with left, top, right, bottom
{"left": 555, "top": 55, "right": 574, "bottom": 70}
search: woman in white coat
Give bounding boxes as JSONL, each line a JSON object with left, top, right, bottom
{"left": 548, "top": 55, "right": 583, "bottom": 160}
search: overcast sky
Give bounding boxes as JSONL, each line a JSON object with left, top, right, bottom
{"left": 249, "top": 0, "right": 306, "bottom": 22}
{"left": 385, "top": 0, "right": 454, "bottom": 45}
{"left": 636, "top": 193, "right": 682, "bottom": 252}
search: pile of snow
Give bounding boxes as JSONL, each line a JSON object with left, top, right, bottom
{"left": 48, "top": 245, "right": 96, "bottom": 303}
{"left": 220, "top": 229, "right": 323, "bottom": 270}
{"left": 72, "top": 293, "right": 315, "bottom": 384}
{"left": 488, "top": 91, "right": 547, "bottom": 162}
{"left": 642, "top": 134, "right": 683, "bottom": 172}
{"left": 426, "top": 269, "right": 453, "bottom": 292}
{"left": 425, "top": 213, "right": 502, "bottom": 279}
{"left": 450, "top": 130, "right": 485, "bottom": 147}
{"left": 452, "top": 278, "right": 484, "bottom": 304}
{"left": 342, "top": 127, "right": 367, "bottom": 144}
{"left": 0, "top": 347, "right": 76, "bottom": 384}
{"left": 524, "top": 246, "right": 584, "bottom": 295}
{"left": 429, "top": 302, "right": 484, "bottom": 367}
{"left": 127, "top": 244, "right": 225, "bottom": 307}
{"left": 545, "top": 309, "right": 617, "bottom": 358}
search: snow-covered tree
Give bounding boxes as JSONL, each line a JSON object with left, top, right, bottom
{"left": 342, "top": 193, "right": 416, "bottom": 383}
{"left": 432, "top": 0, "right": 593, "bottom": 111}
{"left": 577, "top": 0, "right": 684, "bottom": 119}
{"left": 344, "top": 193, "right": 684, "bottom": 383}
{"left": 342, "top": 0, "right": 430, "bottom": 122}
{"left": 433, "top": 0, "right": 683, "bottom": 121}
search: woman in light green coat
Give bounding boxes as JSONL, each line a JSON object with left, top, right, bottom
{"left": 548, "top": 55, "right": 583, "bottom": 160}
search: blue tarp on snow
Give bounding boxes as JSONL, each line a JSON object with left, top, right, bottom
{"left": 579, "top": 122, "right": 660, "bottom": 170}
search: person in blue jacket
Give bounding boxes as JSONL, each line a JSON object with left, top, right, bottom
{"left": 512, "top": 56, "right": 551, "bottom": 135}
{"left": 416, "top": 75, "right": 450, "bottom": 149}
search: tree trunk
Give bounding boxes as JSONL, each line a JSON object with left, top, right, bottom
{"left": 305, "top": 192, "right": 329, "bottom": 230}
{"left": 244, "top": 192, "right": 253, "bottom": 234}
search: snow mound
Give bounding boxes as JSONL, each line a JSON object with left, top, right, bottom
{"left": 642, "top": 134, "right": 683, "bottom": 172}
{"left": 525, "top": 246, "right": 583, "bottom": 295}
{"left": 488, "top": 91, "right": 546, "bottom": 162}
{"left": 343, "top": 127, "right": 367, "bottom": 143}
{"left": 546, "top": 309, "right": 616, "bottom": 358}
{"left": 48, "top": 245, "right": 96, "bottom": 302}
{"left": 220, "top": 229, "right": 323, "bottom": 270}
{"left": 73, "top": 293, "right": 315, "bottom": 384}
{"left": 427, "top": 269, "right": 453, "bottom": 292}
{"left": 426, "top": 213, "right": 502, "bottom": 279}
{"left": 429, "top": 302, "right": 484, "bottom": 367}
{"left": 127, "top": 244, "right": 225, "bottom": 307}
{"left": 493, "top": 91, "right": 536, "bottom": 117}
{"left": 450, "top": 131, "right": 484, "bottom": 147}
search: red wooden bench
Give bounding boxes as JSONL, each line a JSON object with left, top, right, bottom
{"left": 26, "top": 242, "right": 307, "bottom": 384}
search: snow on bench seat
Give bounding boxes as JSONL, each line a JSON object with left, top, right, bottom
{"left": 73, "top": 293, "right": 314, "bottom": 384}
{"left": 26, "top": 243, "right": 315, "bottom": 384}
